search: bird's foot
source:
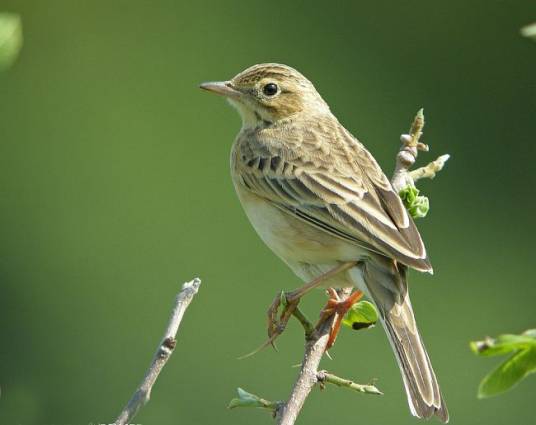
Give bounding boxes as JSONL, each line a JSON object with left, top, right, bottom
{"left": 265, "top": 262, "right": 358, "bottom": 348}
{"left": 266, "top": 289, "right": 305, "bottom": 345}
{"left": 316, "top": 288, "right": 364, "bottom": 351}
{"left": 238, "top": 261, "right": 358, "bottom": 359}
{"left": 238, "top": 289, "right": 308, "bottom": 359}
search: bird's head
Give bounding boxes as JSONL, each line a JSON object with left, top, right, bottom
{"left": 200, "top": 63, "right": 330, "bottom": 127}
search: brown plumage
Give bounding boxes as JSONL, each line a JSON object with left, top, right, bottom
{"left": 201, "top": 63, "right": 448, "bottom": 422}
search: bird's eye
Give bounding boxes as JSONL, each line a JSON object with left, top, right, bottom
{"left": 262, "top": 83, "right": 278, "bottom": 96}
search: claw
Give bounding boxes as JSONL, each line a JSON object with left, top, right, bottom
{"left": 267, "top": 292, "right": 283, "bottom": 340}
{"left": 316, "top": 289, "right": 364, "bottom": 351}
{"left": 237, "top": 334, "right": 280, "bottom": 360}
{"left": 267, "top": 290, "right": 300, "bottom": 341}
{"left": 240, "top": 262, "right": 359, "bottom": 359}
{"left": 239, "top": 290, "right": 302, "bottom": 359}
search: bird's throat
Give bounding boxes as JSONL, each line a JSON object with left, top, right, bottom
{"left": 227, "top": 98, "right": 271, "bottom": 129}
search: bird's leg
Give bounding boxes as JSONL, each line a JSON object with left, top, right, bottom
{"left": 316, "top": 288, "right": 364, "bottom": 351}
{"left": 267, "top": 261, "right": 358, "bottom": 344}
{"left": 238, "top": 261, "right": 359, "bottom": 359}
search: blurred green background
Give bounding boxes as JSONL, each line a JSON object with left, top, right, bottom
{"left": 1, "top": 1, "right": 535, "bottom": 424}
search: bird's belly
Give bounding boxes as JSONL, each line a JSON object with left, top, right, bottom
{"left": 235, "top": 185, "right": 364, "bottom": 286}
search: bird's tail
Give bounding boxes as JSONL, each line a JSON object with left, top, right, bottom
{"left": 353, "top": 262, "right": 449, "bottom": 422}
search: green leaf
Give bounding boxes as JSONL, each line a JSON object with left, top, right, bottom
{"left": 471, "top": 330, "right": 536, "bottom": 398}
{"left": 521, "top": 22, "right": 536, "bottom": 41}
{"left": 228, "top": 388, "right": 278, "bottom": 410}
{"left": 470, "top": 332, "right": 536, "bottom": 357}
{"left": 0, "top": 13, "right": 22, "bottom": 70}
{"left": 398, "top": 186, "right": 429, "bottom": 219}
{"left": 523, "top": 329, "right": 536, "bottom": 338}
{"left": 478, "top": 346, "right": 536, "bottom": 398}
{"left": 342, "top": 300, "right": 379, "bottom": 330}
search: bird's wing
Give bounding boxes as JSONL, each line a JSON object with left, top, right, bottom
{"left": 234, "top": 120, "right": 431, "bottom": 272}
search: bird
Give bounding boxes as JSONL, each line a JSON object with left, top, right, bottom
{"left": 200, "top": 63, "right": 448, "bottom": 422}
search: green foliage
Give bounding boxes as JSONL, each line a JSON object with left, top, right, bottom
{"left": 521, "top": 22, "right": 536, "bottom": 41}
{"left": 399, "top": 186, "right": 430, "bottom": 219}
{"left": 0, "top": 13, "right": 22, "bottom": 70}
{"left": 228, "top": 388, "right": 278, "bottom": 411}
{"left": 342, "top": 300, "right": 379, "bottom": 330}
{"left": 470, "top": 329, "right": 536, "bottom": 398}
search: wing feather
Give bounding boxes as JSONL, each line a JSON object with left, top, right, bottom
{"left": 234, "top": 120, "right": 432, "bottom": 272}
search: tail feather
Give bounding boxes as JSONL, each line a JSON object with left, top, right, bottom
{"left": 356, "top": 262, "right": 449, "bottom": 422}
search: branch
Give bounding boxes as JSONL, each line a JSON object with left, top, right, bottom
{"left": 114, "top": 278, "right": 201, "bottom": 425}
{"left": 391, "top": 108, "right": 449, "bottom": 193}
{"left": 274, "top": 289, "right": 381, "bottom": 425}
{"left": 409, "top": 154, "right": 450, "bottom": 183}
{"left": 317, "top": 370, "right": 383, "bottom": 395}
{"left": 275, "top": 306, "right": 338, "bottom": 425}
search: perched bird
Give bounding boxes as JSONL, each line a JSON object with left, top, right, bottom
{"left": 200, "top": 63, "right": 448, "bottom": 422}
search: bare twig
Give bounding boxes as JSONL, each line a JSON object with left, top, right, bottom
{"left": 409, "top": 154, "right": 450, "bottom": 183}
{"left": 391, "top": 109, "right": 449, "bottom": 193}
{"left": 114, "top": 278, "right": 201, "bottom": 425}
{"left": 275, "top": 303, "right": 340, "bottom": 425}
{"left": 317, "top": 370, "right": 383, "bottom": 395}
{"left": 231, "top": 287, "right": 380, "bottom": 422}
{"left": 275, "top": 288, "right": 380, "bottom": 424}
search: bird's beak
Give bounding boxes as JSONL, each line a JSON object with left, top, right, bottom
{"left": 199, "top": 81, "right": 241, "bottom": 98}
